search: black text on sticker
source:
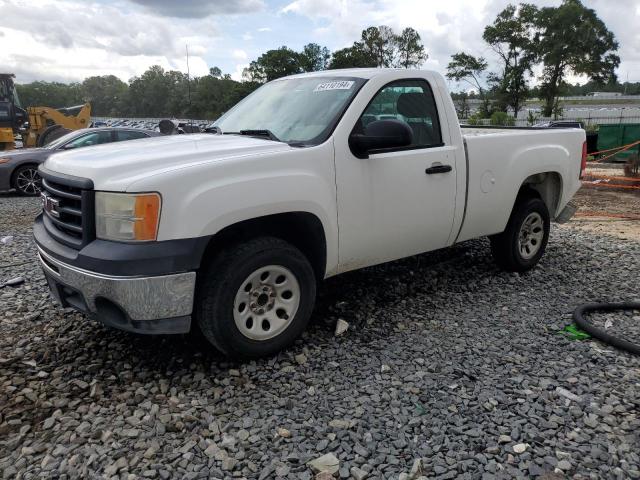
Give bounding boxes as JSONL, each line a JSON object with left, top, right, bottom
{"left": 314, "top": 81, "right": 355, "bottom": 92}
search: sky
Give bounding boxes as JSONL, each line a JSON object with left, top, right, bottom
{"left": 1, "top": 0, "right": 639, "bottom": 89}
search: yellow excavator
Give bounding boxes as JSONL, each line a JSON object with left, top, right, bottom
{"left": 0, "top": 73, "right": 91, "bottom": 150}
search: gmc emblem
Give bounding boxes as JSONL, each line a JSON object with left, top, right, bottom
{"left": 41, "top": 193, "right": 60, "bottom": 218}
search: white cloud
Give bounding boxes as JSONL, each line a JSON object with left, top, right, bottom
{"left": 3, "top": 0, "right": 639, "bottom": 86}
{"left": 0, "top": 0, "right": 214, "bottom": 83}
{"left": 231, "top": 63, "right": 249, "bottom": 81}
{"left": 232, "top": 49, "right": 248, "bottom": 60}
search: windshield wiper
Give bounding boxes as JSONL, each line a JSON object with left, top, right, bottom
{"left": 239, "top": 129, "right": 281, "bottom": 142}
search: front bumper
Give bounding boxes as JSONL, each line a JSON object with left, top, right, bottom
{"left": 38, "top": 247, "right": 196, "bottom": 334}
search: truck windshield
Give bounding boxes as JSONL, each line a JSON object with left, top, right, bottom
{"left": 214, "top": 76, "right": 366, "bottom": 146}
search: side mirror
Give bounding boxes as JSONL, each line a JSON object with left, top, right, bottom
{"left": 349, "top": 119, "right": 413, "bottom": 159}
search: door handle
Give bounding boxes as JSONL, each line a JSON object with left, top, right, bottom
{"left": 425, "top": 164, "right": 452, "bottom": 175}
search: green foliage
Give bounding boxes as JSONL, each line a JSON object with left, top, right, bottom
{"left": 526, "top": 110, "right": 539, "bottom": 126}
{"left": 447, "top": 53, "right": 493, "bottom": 116}
{"left": 244, "top": 43, "right": 331, "bottom": 83}
{"left": 329, "top": 25, "right": 427, "bottom": 69}
{"left": 81, "top": 75, "right": 129, "bottom": 116}
{"left": 454, "top": 92, "right": 471, "bottom": 118}
{"left": 490, "top": 111, "right": 515, "bottom": 126}
{"left": 467, "top": 113, "right": 485, "bottom": 125}
{"left": 536, "top": 0, "right": 620, "bottom": 116}
{"left": 584, "top": 122, "right": 599, "bottom": 133}
{"left": 395, "top": 28, "right": 428, "bottom": 68}
{"left": 16, "top": 81, "right": 83, "bottom": 109}
{"left": 483, "top": 3, "right": 538, "bottom": 118}
{"left": 299, "top": 43, "right": 330, "bottom": 72}
{"left": 244, "top": 46, "right": 304, "bottom": 83}
{"left": 361, "top": 26, "right": 397, "bottom": 67}
{"left": 328, "top": 43, "right": 377, "bottom": 69}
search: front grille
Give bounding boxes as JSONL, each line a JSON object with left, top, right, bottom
{"left": 40, "top": 173, "right": 94, "bottom": 249}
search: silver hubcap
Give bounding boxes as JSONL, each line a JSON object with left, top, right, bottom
{"left": 518, "top": 212, "right": 544, "bottom": 260}
{"left": 16, "top": 168, "right": 41, "bottom": 195}
{"left": 233, "top": 265, "right": 300, "bottom": 341}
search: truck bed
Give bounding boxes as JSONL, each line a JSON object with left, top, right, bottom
{"left": 456, "top": 126, "right": 585, "bottom": 243}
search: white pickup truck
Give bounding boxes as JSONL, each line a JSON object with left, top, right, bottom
{"left": 35, "top": 69, "right": 585, "bottom": 358}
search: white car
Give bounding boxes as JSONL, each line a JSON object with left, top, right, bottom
{"left": 35, "top": 69, "right": 585, "bottom": 358}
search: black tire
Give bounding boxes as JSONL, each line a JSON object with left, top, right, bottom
{"left": 490, "top": 195, "right": 550, "bottom": 272}
{"left": 12, "top": 164, "right": 42, "bottom": 196}
{"left": 37, "top": 125, "right": 70, "bottom": 147}
{"left": 195, "top": 237, "right": 317, "bottom": 359}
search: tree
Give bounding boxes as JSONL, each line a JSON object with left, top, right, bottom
{"left": 299, "top": 43, "right": 330, "bottom": 72}
{"left": 483, "top": 3, "right": 538, "bottom": 118}
{"left": 394, "top": 27, "right": 428, "bottom": 68}
{"left": 80, "top": 75, "right": 129, "bottom": 116}
{"left": 361, "top": 25, "right": 397, "bottom": 67}
{"left": 535, "top": 0, "right": 619, "bottom": 116}
{"left": 453, "top": 91, "right": 471, "bottom": 118}
{"left": 128, "top": 65, "right": 173, "bottom": 117}
{"left": 329, "top": 43, "right": 377, "bottom": 69}
{"left": 209, "top": 67, "right": 222, "bottom": 78}
{"left": 244, "top": 46, "right": 303, "bottom": 82}
{"left": 446, "top": 52, "right": 492, "bottom": 116}
{"left": 15, "top": 81, "right": 83, "bottom": 109}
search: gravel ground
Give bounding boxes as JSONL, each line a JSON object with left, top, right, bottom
{"left": 1, "top": 194, "right": 640, "bottom": 480}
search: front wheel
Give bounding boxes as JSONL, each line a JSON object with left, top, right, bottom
{"left": 13, "top": 165, "right": 42, "bottom": 196}
{"left": 195, "top": 237, "right": 317, "bottom": 358}
{"left": 490, "top": 196, "right": 550, "bottom": 272}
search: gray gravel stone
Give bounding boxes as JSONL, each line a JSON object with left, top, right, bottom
{"left": 1, "top": 194, "right": 639, "bottom": 479}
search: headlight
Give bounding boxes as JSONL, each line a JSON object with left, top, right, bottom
{"left": 95, "top": 192, "right": 161, "bottom": 242}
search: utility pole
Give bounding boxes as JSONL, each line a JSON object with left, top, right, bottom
{"left": 186, "top": 44, "right": 192, "bottom": 128}
{"left": 624, "top": 72, "right": 629, "bottom": 95}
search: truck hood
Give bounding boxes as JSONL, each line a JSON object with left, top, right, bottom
{"left": 43, "top": 134, "right": 293, "bottom": 191}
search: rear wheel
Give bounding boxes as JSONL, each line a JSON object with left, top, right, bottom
{"left": 195, "top": 237, "right": 316, "bottom": 358}
{"left": 490, "top": 195, "right": 550, "bottom": 272}
{"left": 13, "top": 165, "right": 42, "bottom": 196}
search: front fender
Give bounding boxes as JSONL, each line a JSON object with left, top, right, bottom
{"left": 128, "top": 144, "right": 339, "bottom": 275}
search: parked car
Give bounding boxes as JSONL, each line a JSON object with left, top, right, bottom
{"left": 0, "top": 127, "right": 158, "bottom": 195}
{"left": 35, "top": 69, "right": 585, "bottom": 358}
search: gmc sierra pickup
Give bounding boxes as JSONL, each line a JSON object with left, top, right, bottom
{"left": 35, "top": 69, "right": 585, "bottom": 358}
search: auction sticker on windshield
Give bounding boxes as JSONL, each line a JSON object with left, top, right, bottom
{"left": 314, "top": 81, "right": 355, "bottom": 92}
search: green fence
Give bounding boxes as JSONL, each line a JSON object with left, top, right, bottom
{"left": 597, "top": 124, "right": 640, "bottom": 160}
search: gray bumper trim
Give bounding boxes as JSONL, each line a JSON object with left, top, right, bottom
{"left": 38, "top": 247, "right": 196, "bottom": 321}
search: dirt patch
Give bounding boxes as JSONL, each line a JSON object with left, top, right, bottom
{"left": 563, "top": 186, "right": 640, "bottom": 241}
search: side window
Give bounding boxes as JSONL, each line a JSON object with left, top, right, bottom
{"left": 360, "top": 79, "right": 442, "bottom": 148}
{"left": 63, "top": 131, "right": 112, "bottom": 149}
{"left": 116, "top": 130, "right": 149, "bottom": 141}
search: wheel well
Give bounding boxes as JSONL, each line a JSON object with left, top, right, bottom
{"left": 517, "top": 172, "right": 562, "bottom": 217}
{"left": 11, "top": 163, "right": 39, "bottom": 188}
{"left": 200, "top": 212, "right": 327, "bottom": 280}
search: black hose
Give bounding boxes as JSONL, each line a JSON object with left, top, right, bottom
{"left": 573, "top": 302, "right": 640, "bottom": 355}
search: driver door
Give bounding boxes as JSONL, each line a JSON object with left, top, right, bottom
{"left": 335, "top": 78, "right": 458, "bottom": 270}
